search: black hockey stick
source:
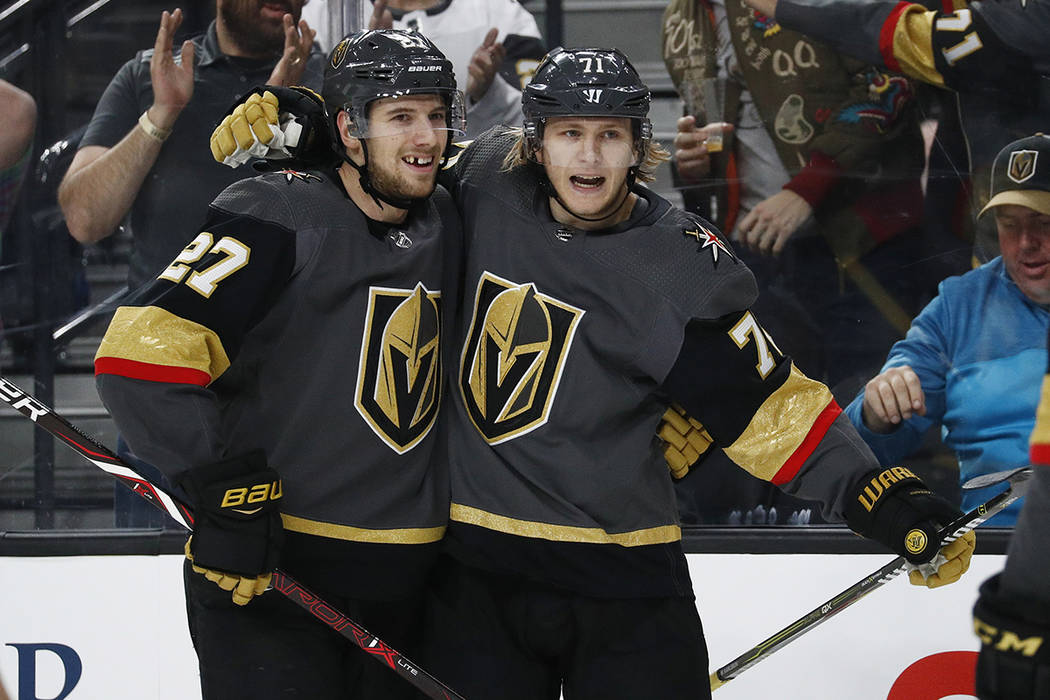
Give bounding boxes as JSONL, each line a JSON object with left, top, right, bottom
{"left": 710, "top": 466, "right": 1033, "bottom": 691}
{"left": 0, "top": 375, "right": 466, "bottom": 700}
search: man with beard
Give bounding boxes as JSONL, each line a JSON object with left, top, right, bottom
{"left": 93, "top": 29, "right": 462, "bottom": 699}
{"left": 217, "top": 47, "right": 976, "bottom": 700}
{"left": 58, "top": 1, "right": 322, "bottom": 528}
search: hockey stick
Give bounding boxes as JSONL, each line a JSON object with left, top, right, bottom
{"left": 0, "top": 375, "right": 466, "bottom": 700}
{"left": 709, "top": 466, "right": 1033, "bottom": 691}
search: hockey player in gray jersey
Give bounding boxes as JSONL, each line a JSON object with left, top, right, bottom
{"left": 94, "top": 30, "right": 462, "bottom": 700}
{"left": 214, "top": 46, "right": 977, "bottom": 700}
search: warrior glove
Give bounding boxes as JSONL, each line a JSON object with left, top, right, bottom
{"left": 974, "top": 574, "right": 1050, "bottom": 699}
{"left": 210, "top": 86, "right": 333, "bottom": 170}
{"left": 177, "top": 450, "right": 284, "bottom": 605}
{"left": 846, "top": 467, "right": 974, "bottom": 589}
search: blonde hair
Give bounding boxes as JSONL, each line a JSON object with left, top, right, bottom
{"left": 499, "top": 126, "right": 670, "bottom": 183}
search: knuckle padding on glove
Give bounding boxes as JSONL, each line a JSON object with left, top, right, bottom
{"left": 176, "top": 449, "right": 283, "bottom": 578}
{"left": 974, "top": 573, "right": 1050, "bottom": 699}
{"left": 658, "top": 403, "right": 714, "bottom": 479}
{"left": 845, "top": 467, "right": 960, "bottom": 565}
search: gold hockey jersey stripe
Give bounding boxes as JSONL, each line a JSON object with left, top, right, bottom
{"left": 1030, "top": 374, "right": 1050, "bottom": 466}
{"left": 95, "top": 306, "right": 231, "bottom": 383}
{"left": 281, "top": 513, "right": 446, "bottom": 544}
{"left": 450, "top": 504, "right": 682, "bottom": 546}
{"left": 886, "top": 6, "right": 944, "bottom": 87}
{"left": 724, "top": 363, "right": 835, "bottom": 482}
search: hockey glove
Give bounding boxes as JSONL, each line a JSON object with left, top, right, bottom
{"left": 176, "top": 450, "right": 284, "bottom": 606}
{"left": 974, "top": 573, "right": 1050, "bottom": 699}
{"left": 845, "top": 466, "right": 974, "bottom": 588}
{"left": 209, "top": 86, "right": 335, "bottom": 170}
{"left": 657, "top": 403, "right": 714, "bottom": 479}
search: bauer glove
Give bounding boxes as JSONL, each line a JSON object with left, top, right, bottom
{"left": 210, "top": 86, "right": 335, "bottom": 170}
{"left": 845, "top": 466, "right": 974, "bottom": 589}
{"left": 657, "top": 403, "right": 714, "bottom": 479}
{"left": 177, "top": 450, "right": 284, "bottom": 606}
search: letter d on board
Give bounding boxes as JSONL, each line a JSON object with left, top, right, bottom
{"left": 6, "top": 643, "right": 82, "bottom": 700}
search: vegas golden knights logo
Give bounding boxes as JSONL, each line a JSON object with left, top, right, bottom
{"left": 356, "top": 284, "right": 441, "bottom": 454}
{"left": 1008, "top": 150, "right": 1038, "bottom": 184}
{"left": 460, "top": 272, "right": 584, "bottom": 444}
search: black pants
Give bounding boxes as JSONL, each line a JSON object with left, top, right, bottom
{"left": 183, "top": 561, "right": 427, "bottom": 700}
{"left": 422, "top": 557, "right": 711, "bottom": 700}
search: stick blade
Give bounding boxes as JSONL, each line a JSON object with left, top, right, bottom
{"left": 962, "top": 466, "right": 1033, "bottom": 491}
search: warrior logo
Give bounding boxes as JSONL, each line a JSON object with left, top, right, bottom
{"left": 356, "top": 284, "right": 441, "bottom": 454}
{"left": 460, "top": 272, "right": 584, "bottom": 444}
{"left": 1008, "top": 150, "right": 1038, "bottom": 184}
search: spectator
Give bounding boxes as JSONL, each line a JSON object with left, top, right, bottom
{"left": 305, "top": 0, "right": 546, "bottom": 137}
{"left": 0, "top": 79, "right": 36, "bottom": 245}
{"left": 57, "top": 3, "right": 323, "bottom": 528}
{"left": 740, "top": 0, "right": 1050, "bottom": 263}
{"left": 662, "top": 0, "right": 927, "bottom": 404}
{"left": 845, "top": 134, "right": 1050, "bottom": 527}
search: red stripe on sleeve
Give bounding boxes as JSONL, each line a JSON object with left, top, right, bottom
{"left": 879, "top": 2, "right": 912, "bottom": 73}
{"left": 1030, "top": 443, "right": 1050, "bottom": 467}
{"left": 95, "top": 356, "right": 211, "bottom": 386}
{"left": 770, "top": 400, "right": 843, "bottom": 485}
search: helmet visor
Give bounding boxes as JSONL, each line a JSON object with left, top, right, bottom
{"left": 342, "top": 88, "right": 466, "bottom": 140}
{"left": 535, "top": 117, "right": 644, "bottom": 169}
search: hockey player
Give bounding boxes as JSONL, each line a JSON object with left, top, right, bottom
{"left": 94, "top": 30, "right": 463, "bottom": 700}
{"left": 213, "top": 47, "right": 977, "bottom": 700}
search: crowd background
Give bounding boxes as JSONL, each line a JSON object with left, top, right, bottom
{"left": 0, "top": 0, "right": 1000, "bottom": 533}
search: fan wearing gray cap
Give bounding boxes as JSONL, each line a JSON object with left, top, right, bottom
{"left": 845, "top": 133, "right": 1050, "bottom": 529}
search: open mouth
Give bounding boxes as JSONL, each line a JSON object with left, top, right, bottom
{"left": 403, "top": 155, "right": 436, "bottom": 172}
{"left": 570, "top": 175, "right": 605, "bottom": 190}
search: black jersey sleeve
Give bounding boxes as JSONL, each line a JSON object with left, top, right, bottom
{"left": 95, "top": 175, "right": 299, "bottom": 477}
{"left": 777, "top": 0, "right": 1039, "bottom": 101}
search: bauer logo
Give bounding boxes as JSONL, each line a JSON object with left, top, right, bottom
{"left": 6, "top": 643, "right": 82, "bottom": 700}
{"left": 355, "top": 283, "right": 442, "bottom": 454}
{"left": 460, "top": 272, "right": 584, "bottom": 444}
{"left": 407, "top": 65, "right": 443, "bottom": 72}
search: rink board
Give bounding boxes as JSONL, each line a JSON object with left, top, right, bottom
{"left": 0, "top": 552, "right": 1002, "bottom": 699}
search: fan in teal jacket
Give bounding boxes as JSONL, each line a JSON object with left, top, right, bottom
{"left": 844, "top": 257, "right": 1049, "bottom": 525}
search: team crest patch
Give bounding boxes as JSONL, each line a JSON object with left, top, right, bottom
{"left": 356, "top": 284, "right": 442, "bottom": 454}
{"left": 460, "top": 272, "right": 584, "bottom": 445}
{"left": 330, "top": 37, "right": 350, "bottom": 69}
{"left": 1008, "top": 150, "right": 1038, "bottom": 184}
{"left": 685, "top": 224, "right": 734, "bottom": 264}
{"left": 280, "top": 169, "right": 322, "bottom": 184}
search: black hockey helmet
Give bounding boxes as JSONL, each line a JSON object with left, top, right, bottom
{"left": 522, "top": 47, "right": 652, "bottom": 160}
{"left": 323, "top": 29, "right": 465, "bottom": 139}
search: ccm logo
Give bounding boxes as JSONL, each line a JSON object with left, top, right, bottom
{"left": 221, "top": 481, "right": 283, "bottom": 508}
{"left": 407, "top": 65, "right": 442, "bottom": 72}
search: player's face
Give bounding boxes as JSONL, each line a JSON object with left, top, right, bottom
{"left": 218, "top": 0, "right": 305, "bottom": 55}
{"left": 997, "top": 204, "right": 1050, "bottom": 304}
{"left": 538, "top": 117, "right": 637, "bottom": 221}
{"left": 365, "top": 95, "right": 449, "bottom": 201}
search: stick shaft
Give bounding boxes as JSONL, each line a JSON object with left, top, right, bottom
{"left": 710, "top": 471, "right": 1030, "bottom": 690}
{"left": 0, "top": 375, "right": 465, "bottom": 700}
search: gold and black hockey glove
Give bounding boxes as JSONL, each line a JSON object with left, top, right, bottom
{"left": 658, "top": 403, "right": 714, "bottom": 479}
{"left": 974, "top": 573, "right": 1050, "bottom": 699}
{"left": 210, "top": 85, "right": 335, "bottom": 171}
{"left": 177, "top": 450, "right": 284, "bottom": 606}
{"left": 846, "top": 466, "right": 974, "bottom": 588}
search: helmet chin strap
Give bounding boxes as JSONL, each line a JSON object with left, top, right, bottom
{"left": 340, "top": 139, "right": 418, "bottom": 212}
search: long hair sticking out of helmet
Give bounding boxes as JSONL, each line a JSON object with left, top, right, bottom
{"left": 323, "top": 29, "right": 465, "bottom": 210}
{"left": 520, "top": 47, "right": 654, "bottom": 223}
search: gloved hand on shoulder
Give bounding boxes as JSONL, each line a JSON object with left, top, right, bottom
{"left": 177, "top": 450, "right": 284, "bottom": 605}
{"left": 846, "top": 466, "right": 975, "bottom": 589}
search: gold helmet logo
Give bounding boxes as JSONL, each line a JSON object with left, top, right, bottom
{"left": 905, "top": 528, "right": 929, "bottom": 556}
{"left": 356, "top": 284, "right": 441, "bottom": 454}
{"left": 460, "top": 273, "right": 584, "bottom": 444}
{"left": 330, "top": 38, "right": 351, "bottom": 69}
{"left": 1008, "top": 150, "right": 1038, "bottom": 184}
